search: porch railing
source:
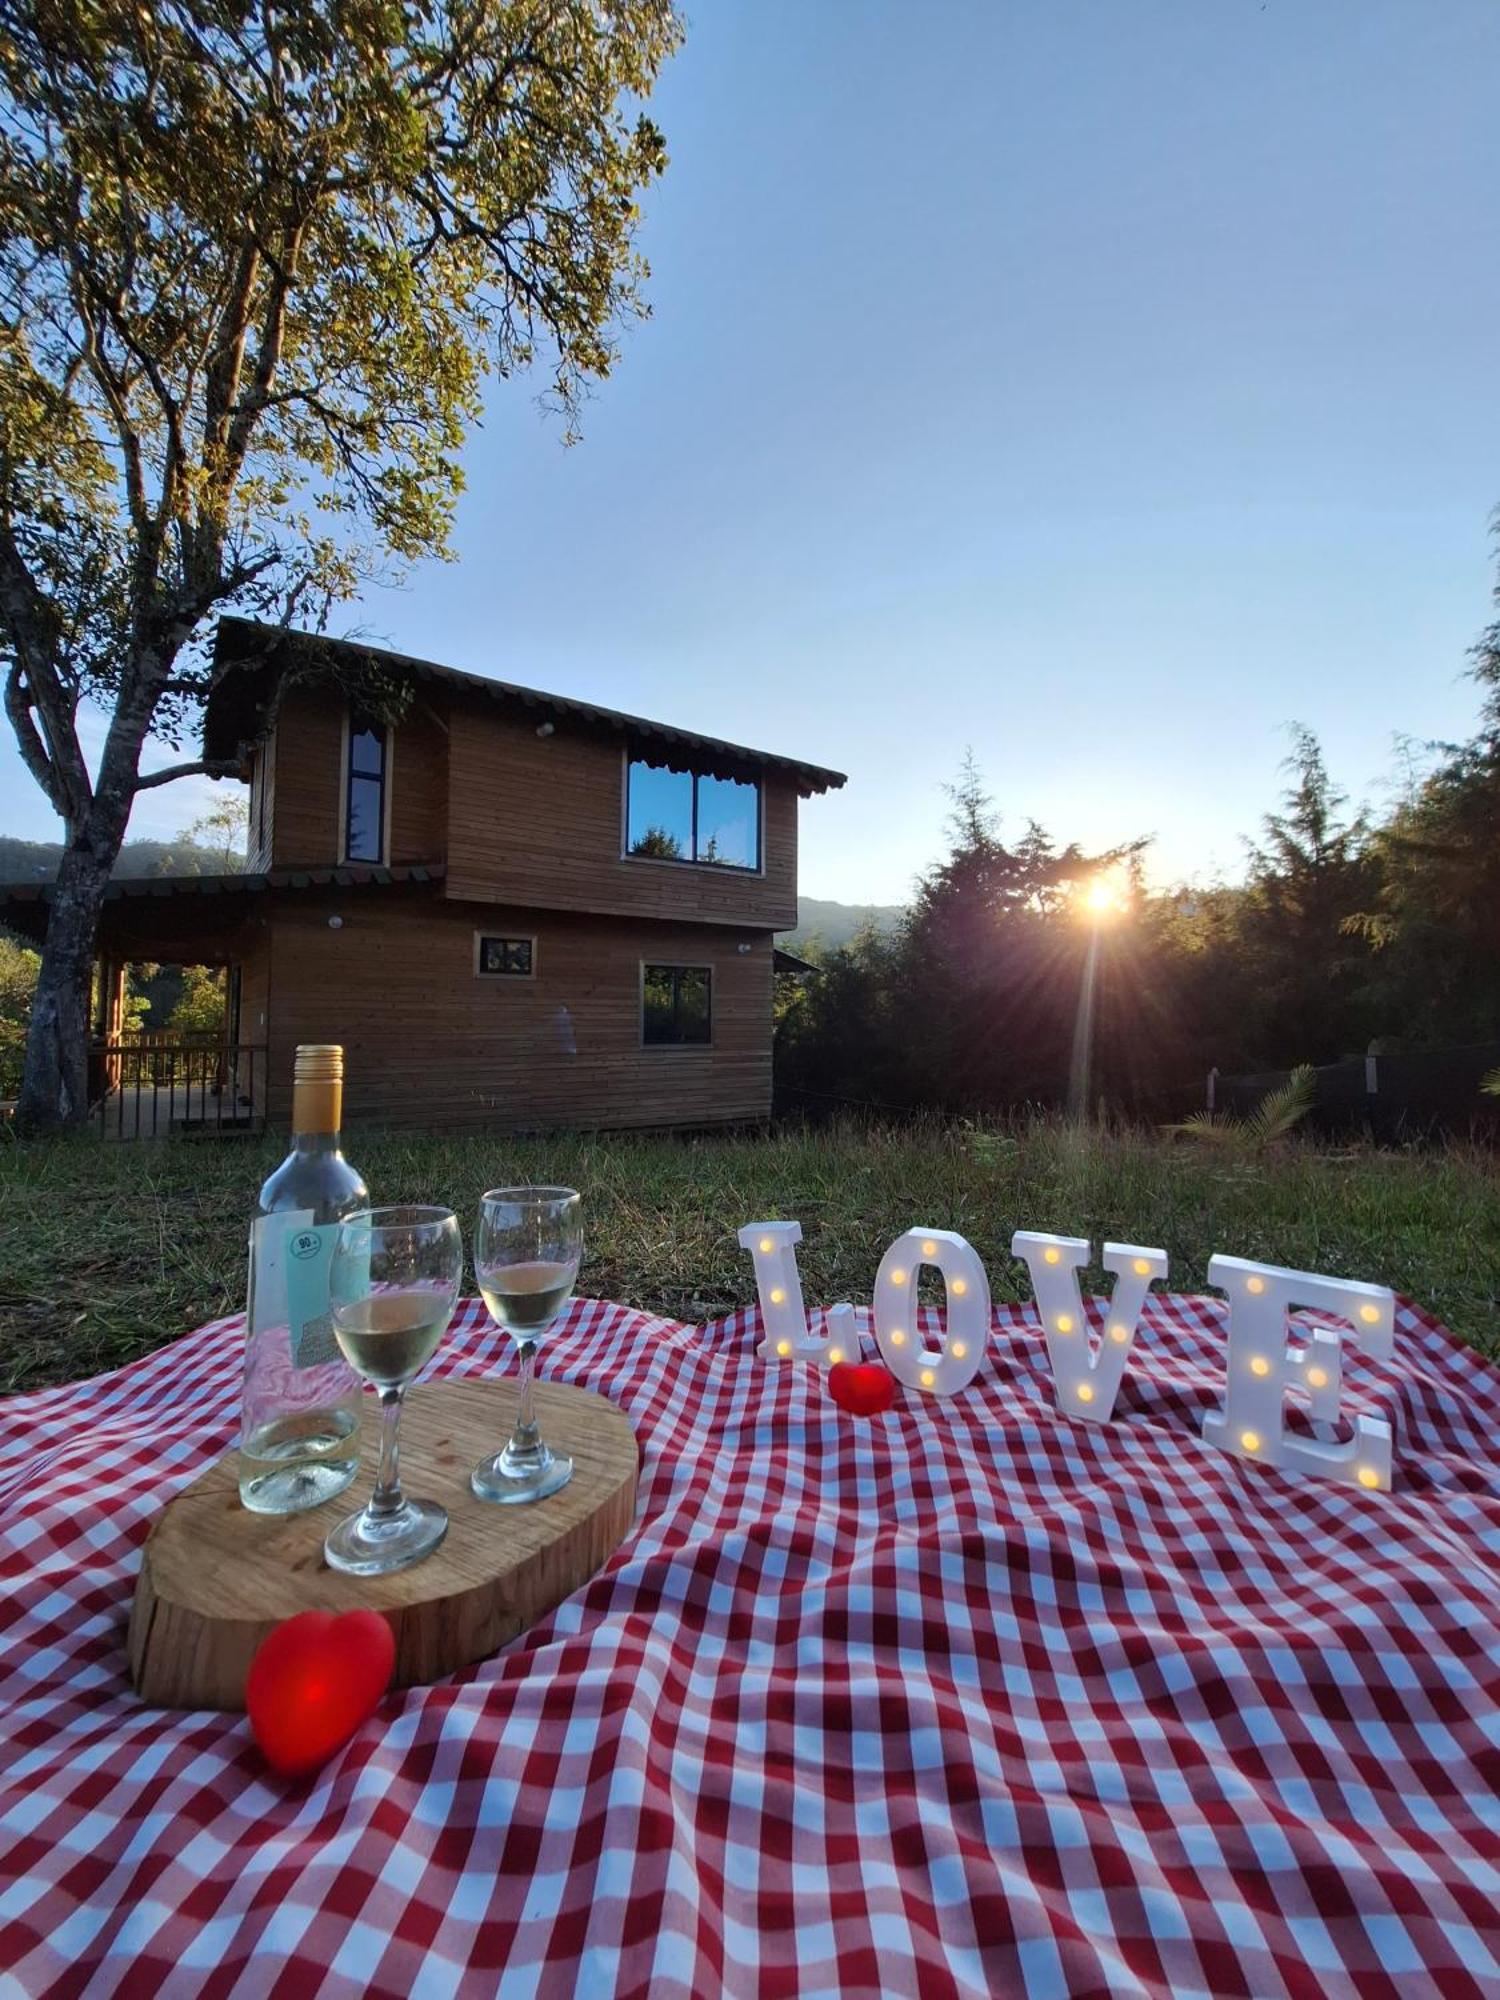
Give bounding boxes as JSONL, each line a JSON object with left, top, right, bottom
{"left": 88, "top": 1040, "right": 268, "bottom": 1140}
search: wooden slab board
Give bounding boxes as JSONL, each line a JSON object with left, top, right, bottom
{"left": 128, "top": 1378, "right": 638, "bottom": 1710}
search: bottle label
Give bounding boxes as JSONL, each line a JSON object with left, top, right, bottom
{"left": 284, "top": 1222, "right": 342, "bottom": 1369}
{"left": 249, "top": 1214, "right": 343, "bottom": 1370}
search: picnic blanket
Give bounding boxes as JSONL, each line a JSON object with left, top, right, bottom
{"left": 1, "top": 1292, "right": 1499, "bottom": 1999}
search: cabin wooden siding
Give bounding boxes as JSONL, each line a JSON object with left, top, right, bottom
{"left": 265, "top": 685, "right": 449, "bottom": 871}
{"left": 260, "top": 888, "right": 773, "bottom": 1132}
{"left": 246, "top": 739, "right": 273, "bottom": 872}
{"left": 393, "top": 699, "right": 449, "bottom": 865}
{"left": 257, "top": 684, "right": 800, "bottom": 930}
{"left": 443, "top": 707, "right": 799, "bottom": 929}
{"left": 206, "top": 656, "right": 826, "bottom": 1133}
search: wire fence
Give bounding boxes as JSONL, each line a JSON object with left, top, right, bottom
{"left": 1209, "top": 1042, "right": 1500, "bottom": 1140}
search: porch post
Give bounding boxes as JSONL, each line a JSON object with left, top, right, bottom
{"left": 104, "top": 962, "right": 124, "bottom": 1090}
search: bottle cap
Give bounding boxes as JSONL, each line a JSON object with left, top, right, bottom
{"left": 294, "top": 1045, "right": 344, "bottom": 1082}
{"left": 292, "top": 1045, "right": 344, "bottom": 1133}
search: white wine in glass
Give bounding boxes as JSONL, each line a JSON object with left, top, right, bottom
{"left": 334, "top": 1288, "right": 452, "bottom": 1387}
{"left": 472, "top": 1188, "right": 581, "bottom": 1506}
{"left": 323, "top": 1206, "right": 462, "bottom": 1576}
{"left": 477, "top": 1260, "right": 578, "bottom": 1338}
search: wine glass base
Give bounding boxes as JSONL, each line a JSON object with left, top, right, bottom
{"left": 324, "top": 1496, "right": 449, "bottom": 1575}
{"left": 471, "top": 1450, "right": 575, "bottom": 1506}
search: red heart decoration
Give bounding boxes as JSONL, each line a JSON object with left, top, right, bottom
{"left": 827, "top": 1361, "right": 896, "bottom": 1416}
{"left": 246, "top": 1609, "right": 395, "bottom": 1778}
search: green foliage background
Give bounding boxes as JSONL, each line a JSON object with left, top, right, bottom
{"left": 776, "top": 655, "right": 1500, "bottom": 1119}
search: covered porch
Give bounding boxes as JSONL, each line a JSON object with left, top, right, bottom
{"left": 1, "top": 872, "right": 271, "bottom": 1139}
{"left": 0, "top": 863, "right": 442, "bottom": 1138}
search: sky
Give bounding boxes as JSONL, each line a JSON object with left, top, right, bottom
{"left": 4, "top": 0, "right": 1499, "bottom": 904}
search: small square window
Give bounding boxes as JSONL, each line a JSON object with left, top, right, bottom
{"left": 476, "top": 935, "right": 535, "bottom": 978}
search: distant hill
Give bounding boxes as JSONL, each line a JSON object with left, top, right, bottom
{"left": 0, "top": 836, "right": 243, "bottom": 883}
{"left": 782, "top": 897, "right": 904, "bottom": 952}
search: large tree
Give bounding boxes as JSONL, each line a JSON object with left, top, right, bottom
{"left": 0, "top": 0, "right": 679, "bottom": 1129}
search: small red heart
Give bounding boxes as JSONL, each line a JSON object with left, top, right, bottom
{"left": 246, "top": 1609, "right": 395, "bottom": 1778}
{"left": 827, "top": 1361, "right": 896, "bottom": 1416}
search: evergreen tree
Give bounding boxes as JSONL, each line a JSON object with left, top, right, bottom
{"left": 1237, "top": 726, "right": 1379, "bottom": 1061}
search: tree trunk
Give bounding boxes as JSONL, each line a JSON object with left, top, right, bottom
{"left": 13, "top": 637, "right": 184, "bottom": 1134}
{"left": 16, "top": 801, "right": 132, "bottom": 1135}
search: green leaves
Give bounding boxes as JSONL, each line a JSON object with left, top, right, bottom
{"left": 0, "top": 0, "right": 682, "bottom": 728}
{"left": 1163, "top": 1066, "right": 1318, "bottom": 1152}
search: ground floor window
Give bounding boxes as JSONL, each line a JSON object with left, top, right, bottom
{"left": 642, "top": 964, "right": 712, "bottom": 1046}
{"left": 475, "top": 934, "right": 535, "bottom": 978}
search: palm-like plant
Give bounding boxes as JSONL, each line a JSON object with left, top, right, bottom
{"left": 1483, "top": 1067, "right": 1500, "bottom": 1098}
{"left": 1164, "top": 1065, "right": 1319, "bottom": 1150}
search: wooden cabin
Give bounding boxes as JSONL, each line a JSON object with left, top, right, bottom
{"left": 1, "top": 619, "right": 845, "bottom": 1134}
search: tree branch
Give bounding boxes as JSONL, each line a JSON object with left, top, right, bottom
{"left": 132, "top": 755, "right": 240, "bottom": 792}
{"left": 4, "top": 660, "right": 67, "bottom": 816}
{"left": 0, "top": 522, "right": 91, "bottom": 823}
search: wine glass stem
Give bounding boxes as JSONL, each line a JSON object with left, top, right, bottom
{"left": 510, "top": 1339, "right": 541, "bottom": 1457}
{"left": 369, "top": 1387, "right": 406, "bottom": 1517}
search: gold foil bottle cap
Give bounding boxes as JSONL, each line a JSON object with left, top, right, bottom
{"left": 292, "top": 1045, "right": 344, "bottom": 1132}
{"left": 293, "top": 1044, "right": 344, "bottom": 1082}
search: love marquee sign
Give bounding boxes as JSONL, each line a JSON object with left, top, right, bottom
{"left": 738, "top": 1222, "right": 1396, "bottom": 1493}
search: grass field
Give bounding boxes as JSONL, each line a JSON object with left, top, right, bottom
{"left": 1, "top": 1119, "right": 1497, "bottom": 1394}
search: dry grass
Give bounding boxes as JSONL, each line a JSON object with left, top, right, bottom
{"left": 1, "top": 1118, "right": 1497, "bottom": 1394}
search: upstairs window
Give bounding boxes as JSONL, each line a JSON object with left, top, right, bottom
{"left": 345, "top": 706, "right": 387, "bottom": 863}
{"left": 626, "top": 758, "right": 760, "bottom": 870}
{"left": 643, "top": 964, "right": 713, "bottom": 1046}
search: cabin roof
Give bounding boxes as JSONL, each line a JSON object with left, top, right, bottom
{"left": 772, "top": 946, "right": 822, "bottom": 977}
{"left": 205, "top": 619, "right": 847, "bottom": 797}
{"left": 0, "top": 861, "right": 446, "bottom": 945}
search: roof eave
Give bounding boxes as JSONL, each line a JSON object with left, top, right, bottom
{"left": 208, "top": 618, "right": 848, "bottom": 795}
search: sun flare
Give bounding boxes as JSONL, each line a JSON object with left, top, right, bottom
{"left": 1079, "top": 873, "right": 1127, "bottom": 922}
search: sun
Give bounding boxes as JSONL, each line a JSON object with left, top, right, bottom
{"left": 1079, "top": 873, "right": 1127, "bottom": 923}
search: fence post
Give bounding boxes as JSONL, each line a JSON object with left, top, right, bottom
{"left": 1207, "top": 1066, "right": 1218, "bottom": 1113}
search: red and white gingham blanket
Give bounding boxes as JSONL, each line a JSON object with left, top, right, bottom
{"left": 2, "top": 1293, "right": 1499, "bottom": 1999}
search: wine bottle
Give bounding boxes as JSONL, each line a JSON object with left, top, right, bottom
{"left": 238, "top": 1045, "right": 367, "bottom": 1513}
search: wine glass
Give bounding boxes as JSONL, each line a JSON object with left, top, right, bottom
{"left": 324, "top": 1205, "right": 462, "bottom": 1575}
{"left": 471, "top": 1186, "right": 581, "bottom": 1505}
